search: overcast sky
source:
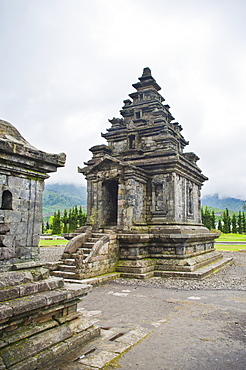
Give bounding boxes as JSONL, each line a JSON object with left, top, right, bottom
{"left": 0, "top": 0, "right": 246, "bottom": 199}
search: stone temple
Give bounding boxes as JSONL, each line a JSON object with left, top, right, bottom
{"left": 81, "top": 67, "right": 206, "bottom": 231}
{"left": 55, "top": 68, "right": 231, "bottom": 281}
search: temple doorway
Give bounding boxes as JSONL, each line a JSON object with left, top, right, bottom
{"left": 102, "top": 180, "right": 118, "bottom": 225}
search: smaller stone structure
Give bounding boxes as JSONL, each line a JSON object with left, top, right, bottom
{"left": 0, "top": 120, "right": 100, "bottom": 369}
{"left": 0, "top": 120, "right": 66, "bottom": 271}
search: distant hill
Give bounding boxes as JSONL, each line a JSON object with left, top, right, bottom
{"left": 43, "top": 183, "right": 87, "bottom": 216}
{"left": 201, "top": 194, "right": 245, "bottom": 212}
{"left": 43, "top": 184, "right": 245, "bottom": 217}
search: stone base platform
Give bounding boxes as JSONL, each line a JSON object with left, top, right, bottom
{"left": 0, "top": 262, "right": 100, "bottom": 369}
{"left": 116, "top": 230, "right": 232, "bottom": 279}
{"left": 117, "top": 255, "right": 233, "bottom": 279}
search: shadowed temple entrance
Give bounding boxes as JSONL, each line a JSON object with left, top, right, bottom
{"left": 102, "top": 180, "right": 118, "bottom": 226}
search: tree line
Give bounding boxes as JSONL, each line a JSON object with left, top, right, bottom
{"left": 202, "top": 207, "right": 246, "bottom": 233}
{"left": 42, "top": 205, "right": 87, "bottom": 234}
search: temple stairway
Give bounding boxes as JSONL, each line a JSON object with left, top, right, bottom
{"left": 52, "top": 233, "right": 105, "bottom": 280}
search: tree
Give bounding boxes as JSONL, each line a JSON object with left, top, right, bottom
{"left": 237, "top": 211, "right": 242, "bottom": 234}
{"left": 78, "top": 206, "right": 87, "bottom": 227}
{"left": 217, "top": 219, "right": 222, "bottom": 231}
{"left": 52, "top": 210, "right": 62, "bottom": 235}
{"left": 42, "top": 220, "right": 45, "bottom": 234}
{"left": 222, "top": 208, "right": 231, "bottom": 233}
{"left": 62, "top": 209, "right": 68, "bottom": 233}
{"left": 211, "top": 210, "right": 216, "bottom": 229}
{"left": 231, "top": 214, "right": 237, "bottom": 233}
{"left": 68, "top": 208, "right": 77, "bottom": 232}
{"left": 202, "top": 207, "right": 212, "bottom": 229}
{"left": 242, "top": 212, "right": 246, "bottom": 233}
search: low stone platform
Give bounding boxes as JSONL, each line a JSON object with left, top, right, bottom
{"left": 0, "top": 262, "right": 100, "bottom": 369}
{"left": 116, "top": 231, "right": 232, "bottom": 279}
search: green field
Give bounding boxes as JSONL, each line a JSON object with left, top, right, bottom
{"left": 216, "top": 233, "right": 246, "bottom": 242}
{"left": 39, "top": 233, "right": 246, "bottom": 252}
{"left": 215, "top": 244, "right": 246, "bottom": 251}
{"left": 39, "top": 239, "right": 68, "bottom": 246}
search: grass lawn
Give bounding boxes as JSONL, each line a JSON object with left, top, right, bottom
{"left": 39, "top": 239, "right": 68, "bottom": 246}
{"left": 216, "top": 233, "right": 246, "bottom": 242}
{"left": 215, "top": 244, "right": 246, "bottom": 252}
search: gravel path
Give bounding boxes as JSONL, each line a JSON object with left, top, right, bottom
{"left": 40, "top": 247, "right": 245, "bottom": 290}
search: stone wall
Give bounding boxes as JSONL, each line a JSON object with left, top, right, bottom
{"left": 0, "top": 176, "right": 44, "bottom": 268}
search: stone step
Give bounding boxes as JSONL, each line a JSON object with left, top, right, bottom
{"left": 81, "top": 247, "right": 92, "bottom": 254}
{"left": 119, "top": 271, "right": 155, "bottom": 280}
{"left": 0, "top": 276, "right": 64, "bottom": 302}
{"left": 91, "top": 233, "right": 105, "bottom": 238}
{"left": 83, "top": 242, "right": 95, "bottom": 248}
{"left": 59, "top": 265, "right": 76, "bottom": 272}
{"left": 0, "top": 318, "right": 99, "bottom": 369}
{"left": 63, "top": 259, "right": 76, "bottom": 266}
{"left": 0, "top": 283, "right": 91, "bottom": 320}
{"left": 52, "top": 271, "right": 77, "bottom": 279}
{"left": 116, "top": 265, "right": 154, "bottom": 274}
{"left": 87, "top": 237, "right": 100, "bottom": 242}
{"left": 154, "top": 257, "right": 233, "bottom": 279}
{"left": 64, "top": 272, "right": 121, "bottom": 285}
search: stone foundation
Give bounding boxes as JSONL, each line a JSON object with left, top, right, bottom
{"left": 116, "top": 229, "right": 232, "bottom": 279}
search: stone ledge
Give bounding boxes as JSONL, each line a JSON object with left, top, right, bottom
{"left": 154, "top": 257, "right": 233, "bottom": 279}
{"left": 4, "top": 284, "right": 91, "bottom": 317}
{"left": 0, "top": 324, "right": 72, "bottom": 368}
{"left": 0, "top": 277, "right": 64, "bottom": 302}
{"left": 64, "top": 273, "right": 121, "bottom": 286}
{"left": 11, "top": 261, "right": 43, "bottom": 270}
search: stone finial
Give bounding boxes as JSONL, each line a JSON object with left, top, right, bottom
{"left": 142, "top": 67, "right": 151, "bottom": 77}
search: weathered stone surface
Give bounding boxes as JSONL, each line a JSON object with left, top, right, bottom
{"left": 2, "top": 320, "right": 58, "bottom": 346}
{"left": 9, "top": 294, "right": 47, "bottom": 315}
{"left": 0, "top": 271, "right": 33, "bottom": 289}
{"left": 64, "top": 233, "right": 90, "bottom": 254}
{"left": 65, "top": 325, "right": 101, "bottom": 349}
{"left": 0, "top": 324, "right": 72, "bottom": 367}
{"left": 0, "top": 286, "right": 20, "bottom": 302}
{"left": 78, "top": 350, "right": 119, "bottom": 368}
{"left": 0, "top": 356, "right": 6, "bottom": 370}
{"left": 0, "top": 305, "right": 13, "bottom": 322}
{"left": 36, "top": 341, "right": 69, "bottom": 368}
{"left": 8, "top": 357, "right": 37, "bottom": 370}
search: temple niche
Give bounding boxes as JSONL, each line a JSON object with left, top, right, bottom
{"left": 78, "top": 68, "right": 232, "bottom": 279}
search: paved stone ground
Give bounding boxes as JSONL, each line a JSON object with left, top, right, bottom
{"left": 48, "top": 251, "right": 246, "bottom": 370}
